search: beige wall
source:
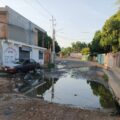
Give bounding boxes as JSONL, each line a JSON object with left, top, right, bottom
{"left": 34, "top": 29, "right": 38, "bottom": 46}
{"left": 104, "top": 52, "right": 120, "bottom": 68}
{"left": 0, "top": 11, "right": 8, "bottom": 39}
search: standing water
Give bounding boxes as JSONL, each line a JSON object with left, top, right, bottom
{"left": 24, "top": 67, "right": 116, "bottom": 111}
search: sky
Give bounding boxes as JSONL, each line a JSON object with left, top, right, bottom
{"left": 0, "top": 0, "right": 118, "bottom": 47}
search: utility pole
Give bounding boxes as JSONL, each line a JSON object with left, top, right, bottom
{"left": 50, "top": 16, "right": 56, "bottom": 64}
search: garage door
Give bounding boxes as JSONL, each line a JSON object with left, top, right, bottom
{"left": 19, "top": 47, "right": 31, "bottom": 60}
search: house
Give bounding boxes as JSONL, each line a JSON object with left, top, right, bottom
{"left": 0, "top": 6, "right": 46, "bottom": 67}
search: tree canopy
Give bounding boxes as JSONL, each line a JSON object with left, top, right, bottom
{"left": 90, "top": 31, "right": 105, "bottom": 54}
{"left": 81, "top": 47, "right": 90, "bottom": 55}
{"left": 71, "top": 41, "right": 88, "bottom": 52}
{"left": 38, "top": 32, "right": 61, "bottom": 53}
{"left": 100, "top": 10, "right": 120, "bottom": 52}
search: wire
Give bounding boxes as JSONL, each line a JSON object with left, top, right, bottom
{"left": 24, "top": 0, "right": 50, "bottom": 20}
{"left": 35, "top": 0, "right": 53, "bottom": 17}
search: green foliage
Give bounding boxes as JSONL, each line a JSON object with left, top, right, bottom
{"left": 103, "top": 73, "right": 109, "bottom": 81}
{"left": 81, "top": 47, "right": 90, "bottom": 55}
{"left": 89, "top": 82, "right": 115, "bottom": 108}
{"left": 116, "top": 0, "right": 120, "bottom": 4}
{"left": 38, "top": 31, "right": 61, "bottom": 53}
{"left": 60, "top": 42, "right": 88, "bottom": 57}
{"left": 55, "top": 41, "right": 61, "bottom": 53}
{"left": 47, "top": 63, "right": 55, "bottom": 69}
{"left": 71, "top": 41, "right": 88, "bottom": 52}
{"left": 100, "top": 10, "right": 120, "bottom": 53}
{"left": 61, "top": 47, "right": 72, "bottom": 57}
{"left": 90, "top": 31, "right": 104, "bottom": 54}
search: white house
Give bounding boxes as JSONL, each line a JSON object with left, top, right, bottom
{"left": 0, "top": 40, "right": 46, "bottom": 67}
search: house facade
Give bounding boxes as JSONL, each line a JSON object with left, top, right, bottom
{"left": 0, "top": 6, "right": 46, "bottom": 67}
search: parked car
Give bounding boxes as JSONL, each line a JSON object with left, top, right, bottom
{"left": 2, "top": 59, "right": 40, "bottom": 74}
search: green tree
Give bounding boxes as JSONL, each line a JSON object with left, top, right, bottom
{"left": 61, "top": 47, "right": 72, "bottom": 57}
{"left": 71, "top": 41, "right": 88, "bottom": 52}
{"left": 81, "top": 47, "right": 90, "bottom": 55}
{"left": 38, "top": 32, "right": 61, "bottom": 53}
{"left": 100, "top": 10, "right": 120, "bottom": 52}
{"left": 90, "top": 31, "right": 104, "bottom": 54}
{"left": 117, "top": 0, "right": 120, "bottom": 4}
{"left": 55, "top": 41, "right": 61, "bottom": 53}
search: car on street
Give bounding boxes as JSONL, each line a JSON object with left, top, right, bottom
{"left": 2, "top": 59, "right": 40, "bottom": 74}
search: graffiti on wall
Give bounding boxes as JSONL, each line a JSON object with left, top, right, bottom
{"left": 4, "top": 47, "right": 17, "bottom": 65}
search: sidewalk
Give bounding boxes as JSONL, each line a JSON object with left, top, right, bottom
{"left": 104, "top": 67, "right": 120, "bottom": 104}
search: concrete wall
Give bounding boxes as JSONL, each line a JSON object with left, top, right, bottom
{"left": 97, "top": 52, "right": 120, "bottom": 69}
{"left": 104, "top": 52, "right": 120, "bottom": 68}
{"left": 6, "top": 6, "right": 35, "bottom": 45}
{"left": 1, "top": 40, "right": 45, "bottom": 67}
{"left": 32, "top": 48, "right": 44, "bottom": 65}
{"left": 0, "top": 6, "right": 46, "bottom": 47}
{"left": 70, "top": 53, "right": 82, "bottom": 59}
{"left": 2, "top": 41, "right": 19, "bottom": 67}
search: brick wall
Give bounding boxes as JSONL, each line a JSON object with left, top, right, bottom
{"left": 44, "top": 49, "right": 51, "bottom": 64}
{"left": 0, "top": 11, "right": 7, "bottom": 39}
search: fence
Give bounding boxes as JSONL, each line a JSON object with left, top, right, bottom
{"left": 97, "top": 52, "right": 120, "bottom": 68}
{"left": 70, "top": 53, "right": 82, "bottom": 59}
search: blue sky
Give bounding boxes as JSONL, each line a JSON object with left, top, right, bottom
{"left": 0, "top": 0, "right": 118, "bottom": 47}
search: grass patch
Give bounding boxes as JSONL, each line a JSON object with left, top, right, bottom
{"left": 103, "top": 73, "right": 109, "bottom": 81}
{"left": 47, "top": 63, "right": 55, "bottom": 69}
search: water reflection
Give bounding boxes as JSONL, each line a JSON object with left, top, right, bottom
{"left": 10, "top": 68, "right": 117, "bottom": 111}
{"left": 88, "top": 81, "right": 115, "bottom": 109}
{"left": 27, "top": 78, "right": 58, "bottom": 100}
{"left": 11, "top": 71, "right": 45, "bottom": 93}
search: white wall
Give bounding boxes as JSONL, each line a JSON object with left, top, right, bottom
{"left": 31, "top": 48, "right": 39, "bottom": 62}
{"left": 1, "top": 40, "right": 45, "bottom": 67}
{"left": 31, "top": 48, "right": 44, "bottom": 65}
{"left": 2, "top": 41, "right": 19, "bottom": 67}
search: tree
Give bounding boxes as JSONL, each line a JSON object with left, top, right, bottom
{"left": 71, "top": 41, "right": 88, "bottom": 52}
{"left": 55, "top": 41, "right": 61, "bottom": 53}
{"left": 100, "top": 10, "right": 120, "bottom": 52}
{"left": 61, "top": 47, "right": 72, "bottom": 57}
{"left": 38, "top": 32, "right": 61, "bottom": 53}
{"left": 90, "top": 31, "right": 104, "bottom": 54}
{"left": 81, "top": 47, "right": 90, "bottom": 55}
{"left": 117, "top": 0, "right": 120, "bottom": 4}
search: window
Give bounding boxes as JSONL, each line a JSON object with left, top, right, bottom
{"left": 39, "top": 51, "right": 43, "bottom": 59}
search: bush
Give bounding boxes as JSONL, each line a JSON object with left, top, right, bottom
{"left": 103, "top": 73, "right": 109, "bottom": 81}
{"left": 47, "top": 63, "right": 55, "bottom": 69}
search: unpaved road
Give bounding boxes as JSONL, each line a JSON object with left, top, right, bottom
{"left": 0, "top": 59, "right": 120, "bottom": 120}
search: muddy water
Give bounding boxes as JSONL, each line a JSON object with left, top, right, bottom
{"left": 19, "top": 67, "right": 117, "bottom": 111}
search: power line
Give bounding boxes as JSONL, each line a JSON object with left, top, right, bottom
{"left": 57, "top": 34, "right": 90, "bottom": 41}
{"left": 35, "top": 0, "right": 53, "bottom": 17}
{"left": 24, "top": 0, "right": 50, "bottom": 20}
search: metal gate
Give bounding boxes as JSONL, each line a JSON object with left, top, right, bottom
{"left": 19, "top": 46, "right": 31, "bottom": 60}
